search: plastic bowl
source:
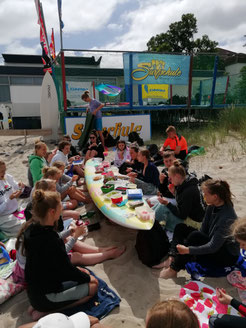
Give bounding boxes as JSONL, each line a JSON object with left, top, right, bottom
{"left": 101, "top": 184, "right": 114, "bottom": 194}
{"left": 111, "top": 193, "right": 123, "bottom": 204}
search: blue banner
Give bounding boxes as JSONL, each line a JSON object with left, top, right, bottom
{"left": 123, "top": 53, "right": 190, "bottom": 85}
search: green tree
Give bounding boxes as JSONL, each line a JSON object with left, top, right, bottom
{"left": 147, "top": 13, "right": 218, "bottom": 54}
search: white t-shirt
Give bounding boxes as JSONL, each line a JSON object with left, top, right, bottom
{"left": 0, "top": 174, "right": 19, "bottom": 216}
{"left": 50, "top": 150, "right": 69, "bottom": 166}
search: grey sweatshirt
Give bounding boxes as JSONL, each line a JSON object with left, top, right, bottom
{"left": 189, "top": 203, "right": 239, "bottom": 256}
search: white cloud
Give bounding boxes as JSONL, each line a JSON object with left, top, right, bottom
{"left": 4, "top": 41, "right": 40, "bottom": 55}
{"left": 103, "top": 0, "right": 246, "bottom": 54}
{"left": 0, "top": 0, "right": 245, "bottom": 58}
{"left": 107, "top": 23, "right": 123, "bottom": 31}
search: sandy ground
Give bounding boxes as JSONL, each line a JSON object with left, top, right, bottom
{"left": 0, "top": 134, "right": 245, "bottom": 328}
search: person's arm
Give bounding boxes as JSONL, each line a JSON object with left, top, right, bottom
{"left": 56, "top": 177, "right": 73, "bottom": 194}
{"left": 189, "top": 214, "right": 233, "bottom": 255}
{"left": 93, "top": 103, "right": 104, "bottom": 115}
{"left": 166, "top": 188, "right": 194, "bottom": 220}
{"left": 231, "top": 298, "right": 246, "bottom": 316}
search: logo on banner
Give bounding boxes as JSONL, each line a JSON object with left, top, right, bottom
{"left": 132, "top": 60, "right": 182, "bottom": 82}
{"left": 142, "top": 84, "right": 168, "bottom": 99}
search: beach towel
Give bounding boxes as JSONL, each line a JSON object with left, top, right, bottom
{"left": 179, "top": 281, "right": 239, "bottom": 328}
{"left": 0, "top": 277, "right": 25, "bottom": 304}
{"left": 62, "top": 270, "right": 120, "bottom": 320}
{"left": 185, "top": 261, "right": 235, "bottom": 280}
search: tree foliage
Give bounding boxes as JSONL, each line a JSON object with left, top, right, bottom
{"left": 147, "top": 14, "right": 218, "bottom": 54}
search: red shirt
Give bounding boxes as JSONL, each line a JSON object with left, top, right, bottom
{"left": 163, "top": 135, "right": 188, "bottom": 153}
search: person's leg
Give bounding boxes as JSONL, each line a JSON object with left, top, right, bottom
{"left": 62, "top": 209, "right": 80, "bottom": 220}
{"left": 152, "top": 224, "right": 194, "bottom": 271}
{"left": 97, "top": 130, "right": 104, "bottom": 148}
{"left": 152, "top": 202, "right": 182, "bottom": 232}
{"left": 73, "top": 165, "right": 84, "bottom": 178}
{"left": 169, "top": 224, "right": 197, "bottom": 256}
{"left": 70, "top": 246, "right": 126, "bottom": 265}
{"left": 157, "top": 230, "right": 208, "bottom": 278}
{"left": 0, "top": 213, "right": 24, "bottom": 237}
{"left": 72, "top": 240, "right": 118, "bottom": 254}
{"left": 209, "top": 314, "right": 246, "bottom": 328}
{"left": 134, "top": 178, "right": 158, "bottom": 195}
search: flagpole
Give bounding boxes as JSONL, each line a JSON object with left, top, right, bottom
{"left": 57, "top": 0, "right": 67, "bottom": 111}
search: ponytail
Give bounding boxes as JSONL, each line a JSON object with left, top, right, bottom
{"left": 81, "top": 90, "right": 90, "bottom": 101}
{"left": 168, "top": 160, "right": 186, "bottom": 177}
{"left": 202, "top": 179, "right": 233, "bottom": 206}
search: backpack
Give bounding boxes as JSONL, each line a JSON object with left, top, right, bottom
{"left": 135, "top": 220, "right": 170, "bottom": 267}
{"left": 128, "top": 132, "right": 144, "bottom": 146}
{"left": 147, "top": 144, "right": 159, "bottom": 157}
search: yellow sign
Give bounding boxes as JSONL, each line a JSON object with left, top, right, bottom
{"left": 142, "top": 84, "right": 169, "bottom": 99}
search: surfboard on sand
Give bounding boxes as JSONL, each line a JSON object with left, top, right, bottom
{"left": 84, "top": 158, "right": 154, "bottom": 230}
{"left": 78, "top": 112, "right": 95, "bottom": 150}
{"left": 40, "top": 71, "right": 59, "bottom": 140}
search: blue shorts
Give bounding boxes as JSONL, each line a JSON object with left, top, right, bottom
{"left": 94, "top": 117, "right": 102, "bottom": 131}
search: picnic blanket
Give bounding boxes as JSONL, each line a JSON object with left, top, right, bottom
{"left": 180, "top": 281, "right": 240, "bottom": 328}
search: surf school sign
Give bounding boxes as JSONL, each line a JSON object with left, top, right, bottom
{"left": 123, "top": 53, "right": 190, "bottom": 85}
{"left": 65, "top": 114, "right": 151, "bottom": 146}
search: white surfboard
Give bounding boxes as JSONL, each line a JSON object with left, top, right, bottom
{"left": 40, "top": 71, "right": 59, "bottom": 140}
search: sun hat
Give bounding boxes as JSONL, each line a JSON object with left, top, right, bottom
{"left": 33, "top": 312, "right": 90, "bottom": 328}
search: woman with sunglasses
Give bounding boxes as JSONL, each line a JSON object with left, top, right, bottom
{"left": 83, "top": 130, "right": 105, "bottom": 163}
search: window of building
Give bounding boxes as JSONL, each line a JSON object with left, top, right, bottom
{"left": 10, "top": 77, "right": 34, "bottom": 85}
{"left": 0, "top": 76, "right": 9, "bottom": 84}
{"left": 0, "top": 85, "right": 11, "bottom": 102}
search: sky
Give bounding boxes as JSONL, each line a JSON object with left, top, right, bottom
{"left": 0, "top": 0, "right": 246, "bottom": 66}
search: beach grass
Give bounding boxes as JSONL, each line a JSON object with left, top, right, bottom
{"left": 150, "top": 106, "right": 246, "bottom": 149}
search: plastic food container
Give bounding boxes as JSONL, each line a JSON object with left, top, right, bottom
{"left": 111, "top": 193, "right": 123, "bottom": 204}
{"left": 101, "top": 184, "right": 114, "bottom": 194}
{"left": 135, "top": 206, "right": 155, "bottom": 221}
{"left": 102, "top": 161, "right": 110, "bottom": 168}
{"left": 126, "top": 189, "right": 143, "bottom": 200}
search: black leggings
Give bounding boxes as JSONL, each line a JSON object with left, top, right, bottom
{"left": 170, "top": 223, "right": 238, "bottom": 272}
{"left": 209, "top": 314, "right": 246, "bottom": 328}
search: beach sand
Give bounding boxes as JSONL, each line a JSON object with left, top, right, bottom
{"left": 0, "top": 134, "right": 245, "bottom": 328}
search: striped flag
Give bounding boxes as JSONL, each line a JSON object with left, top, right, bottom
{"left": 34, "top": 0, "right": 50, "bottom": 57}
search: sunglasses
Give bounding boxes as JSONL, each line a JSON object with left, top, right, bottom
{"left": 90, "top": 136, "right": 96, "bottom": 139}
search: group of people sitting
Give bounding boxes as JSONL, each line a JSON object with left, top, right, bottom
{"left": 0, "top": 122, "right": 245, "bottom": 328}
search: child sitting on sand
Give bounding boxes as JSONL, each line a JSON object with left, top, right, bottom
{"left": 156, "top": 179, "right": 239, "bottom": 279}
{"left": 50, "top": 162, "right": 91, "bottom": 204}
{"left": 113, "top": 140, "right": 131, "bottom": 168}
{"left": 28, "top": 141, "right": 47, "bottom": 186}
{"left": 21, "top": 189, "right": 98, "bottom": 319}
{"left": 51, "top": 140, "right": 84, "bottom": 178}
{"left": 0, "top": 160, "right": 25, "bottom": 237}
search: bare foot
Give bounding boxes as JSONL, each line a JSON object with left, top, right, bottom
{"left": 107, "top": 246, "right": 126, "bottom": 259}
{"left": 152, "top": 257, "right": 173, "bottom": 269}
{"left": 158, "top": 267, "right": 177, "bottom": 279}
{"left": 31, "top": 310, "right": 49, "bottom": 321}
{"left": 98, "top": 246, "right": 118, "bottom": 252}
